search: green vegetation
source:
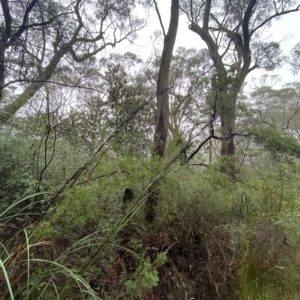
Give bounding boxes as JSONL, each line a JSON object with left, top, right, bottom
{"left": 2, "top": 151, "right": 300, "bottom": 299}
{"left": 1, "top": 0, "right": 300, "bottom": 299}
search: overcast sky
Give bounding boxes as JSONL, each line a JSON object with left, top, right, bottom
{"left": 115, "top": 1, "right": 300, "bottom": 89}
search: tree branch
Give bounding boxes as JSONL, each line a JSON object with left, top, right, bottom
{"left": 242, "top": 0, "right": 257, "bottom": 52}
{"left": 203, "top": 0, "right": 211, "bottom": 30}
{"left": 153, "top": 0, "right": 166, "bottom": 37}
{"left": 0, "top": 0, "right": 12, "bottom": 42}
{"left": 0, "top": 46, "right": 69, "bottom": 124}
{"left": 188, "top": 22, "right": 224, "bottom": 70}
{"left": 241, "top": 0, "right": 257, "bottom": 71}
{"left": 251, "top": 5, "right": 300, "bottom": 36}
{"left": 9, "top": 0, "right": 38, "bottom": 43}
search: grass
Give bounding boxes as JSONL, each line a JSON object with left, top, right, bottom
{"left": 1, "top": 157, "right": 300, "bottom": 299}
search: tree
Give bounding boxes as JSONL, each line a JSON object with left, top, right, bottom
{"left": 169, "top": 47, "right": 212, "bottom": 140}
{"left": 181, "top": 0, "right": 300, "bottom": 175}
{"left": 290, "top": 42, "right": 300, "bottom": 75}
{"left": 0, "top": 0, "right": 144, "bottom": 124}
{"left": 145, "top": 0, "right": 179, "bottom": 223}
{"left": 250, "top": 84, "right": 300, "bottom": 134}
{"left": 153, "top": 0, "right": 179, "bottom": 157}
{"left": 229, "top": 78, "right": 300, "bottom": 168}
{"left": 144, "top": 46, "right": 216, "bottom": 164}
{"left": 103, "top": 53, "right": 155, "bottom": 155}
{"left": 246, "top": 81, "right": 300, "bottom": 157}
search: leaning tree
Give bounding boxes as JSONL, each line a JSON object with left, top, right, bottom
{"left": 0, "top": 0, "right": 144, "bottom": 124}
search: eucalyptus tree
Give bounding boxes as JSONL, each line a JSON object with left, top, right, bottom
{"left": 180, "top": 0, "right": 300, "bottom": 174}
{"left": 250, "top": 82, "right": 300, "bottom": 138}
{"left": 153, "top": 0, "right": 179, "bottom": 157}
{"left": 290, "top": 42, "right": 300, "bottom": 75}
{"left": 0, "top": 0, "right": 145, "bottom": 124}
{"left": 144, "top": 0, "right": 180, "bottom": 223}
{"left": 145, "top": 47, "right": 212, "bottom": 140}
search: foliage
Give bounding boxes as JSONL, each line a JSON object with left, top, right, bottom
{"left": 290, "top": 42, "right": 300, "bottom": 74}
{"left": 253, "top": 127, "right": 300, "bottom": 158}
{"left": 124, "top": 251, "right": 167, "bottom": 298}
{"left": 103, "top": 54, "right": 154, "bottom": 155}
{"left": 1, "top": 150, "right": 300, "bottom": 298}
{"left": 38, "top": 154, "right": 155, "bottom": 243}
{"left": 252, "top": 41, "right": 285, "bottom": 71}
{"left": 0, "top": 195, "right": 102, "bottom": 300}
{"left": 0, "top": 129, "right": 36, "bottom": 205}
{"left": 151, "top": 159, "right": 300, "bottom": 299}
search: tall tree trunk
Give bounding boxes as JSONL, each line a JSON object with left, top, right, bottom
{"left": 145, "top": 0, "right": 179, "bottom": 223}
{"left": 219, "top": 93, "right": 236, "bottom": 177}
{"left": 217, "top": 75, "right": 243, "bottom": 178}
{"left": 153, "top": 0, "right": 179, "bottom": 157}
{"left": 0, "top": 0, "right": 12, "bottom": 101}
{"left": 220, "top": 105, "right": 235, "bottom": 156}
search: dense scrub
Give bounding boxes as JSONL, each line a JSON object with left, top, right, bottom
{"left": 1, "top": 151, "right": 300, "bottom": 299}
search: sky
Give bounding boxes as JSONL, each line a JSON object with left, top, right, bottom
{"left": 115, "top": 1, "right": 300, "bottom": 90}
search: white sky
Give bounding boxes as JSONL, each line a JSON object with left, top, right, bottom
{"left": 115, "top": 1, "right": 300, "bottom": 90}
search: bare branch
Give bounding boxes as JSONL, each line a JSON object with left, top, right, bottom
{"left": 153, "top": 0, "right": 166, "bottom": 37}
{"left": 2, "top": 79, "right": 106, "bottom": 94}
{"left": 251, "top": 5, "right": 300, "bottom": 36}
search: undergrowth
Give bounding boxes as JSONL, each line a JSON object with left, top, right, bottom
{"left": 1, "top": 155, "right": 300, "bottom": 299}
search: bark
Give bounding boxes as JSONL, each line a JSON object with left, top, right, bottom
{"left": 218, "top": 87, "right": 239, "bottom": 177}
{"left": 154, "top": 0, "right": 179, "bottom": 157}
{"left": 187, "top": 0, "right": 254, "bottom": 162}
{"left": 146, "top": 0, "right": 179, "bottom": 224}
{"left": 0, "top": 46, "right": 69, "bottom": 123}
{"left": 0, "top": 0, "right": 12, "bottom": 100}
{"left": 217, "top": 1, "right": 258, "bottom": 160}
{"left": 189, "top": 21, "right": 238, "bottom": 160}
